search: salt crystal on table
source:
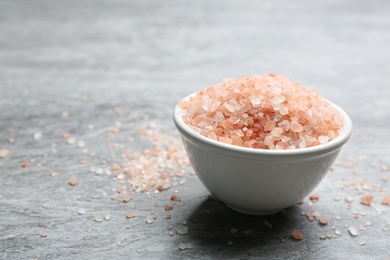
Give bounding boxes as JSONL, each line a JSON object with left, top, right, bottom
{"left": 178, "top": 243, "right": 187, "bottom": 250}
{"left": 348, "top": 226, "right": 359, "bottom": 237}
{"left": 94, "top": 216, "right": 103, "bottom": 222}
{"left": 176, "top": 226, "right": 188, "bottom": 235}
{"left": 78, "top": 209, "right": 86, "bottom": 215}
{"left": 230, "top": 228, "right": 238, "bottom": 234}
{"left": 0, "top": 149, "right": 9, "bottom": 158}
{"left": 33, "top": 132, "right": 43, "bottom": 140}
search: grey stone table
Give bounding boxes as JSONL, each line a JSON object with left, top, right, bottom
{"left": 1, "top": 0, "right": 389, "bottom": 259}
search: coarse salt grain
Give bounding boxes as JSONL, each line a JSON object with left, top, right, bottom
{"left": 0, "top": 149, "right": 9, "bottom": 158}
{"left": 179, "top": 74, "right": 342, "bottom": 150}
{"left": 68, "top": 177, "right": 78, "bottom": 186}
{"left": 360, "top": 195, "right": 374, "bottom": 206}
{"left": 382, "top": 196, "right": 390, "bottom": 205}
{"left": 22, "top": 161, "right": 29, "bottom": 168}
{"left": 291, "top": 229, "right": 304, "bottom": 240}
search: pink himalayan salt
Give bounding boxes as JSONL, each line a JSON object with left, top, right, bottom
{"left": 179, "top": 74, "right": 343, "bottom": 150}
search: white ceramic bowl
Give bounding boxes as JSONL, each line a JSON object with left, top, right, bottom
{"left": 173, "top": 95, "right": 353, "bottom": 215}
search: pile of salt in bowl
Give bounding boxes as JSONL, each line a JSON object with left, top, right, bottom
{"left": 178, "top": 74, "right": 343, "bottom": 150}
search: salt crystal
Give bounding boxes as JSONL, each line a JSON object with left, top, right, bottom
{"left": 319, "top": 234, "right": 327, "bottom": 240}
{"left": 250, "top": 96, "right": 262, "bottom": 107}
{"left": 176, "top": 226, "right": 188, "bottom": 235}
{"left": 78, "top": 209, "right": 86, "bottom": 215}
{"left": 62, "top": 111, "right": 69, "bottom": 118}
{"left": 94, "top": 216, "right": 103, "bottom": 222}
{"left": 77, "top": 140, "right": 86, "bottom": 148}
{"left": 271, "top": 127, "right": 283, "bottom": 137}
{"left": 33, "top": 132, "right": 43, "bottom": 140}
{"left": 319, "top": 216, "right": 329, "bottom": 225}
{"left": 359, "top": 241, "right": 366, "bottom": 246}
{"left": 230, "top": 228, "right": 238, "bottom": 234}
{"left": 67, "top": 137, "right": 76, "bottom": 144}
{"left": 178, "top": 243, "right": 187, "bottom": 250}
{"left": 318, "top": 136, "right": 330, "bottom": 144}
{"left": 264, "top": 220, "right": 272, "bottom": 228}
{"left": 290, "top": 121, "right": 303, "bottom": 133}
{"left": 348, "top": 226, "right": 358, "bottom": 237}
{"left": 0, "top": 149, "right": 9, "bottom": 158}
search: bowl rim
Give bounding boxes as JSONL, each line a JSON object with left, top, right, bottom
{"left": 173, "top": 93, "right": 353, "bottom": 156}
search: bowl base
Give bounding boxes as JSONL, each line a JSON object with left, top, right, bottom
{"left": 225, "top": 203, "right": 283, "bottom": 216}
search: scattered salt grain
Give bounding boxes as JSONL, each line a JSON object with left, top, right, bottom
{"left": 61, "top": 111, "right": 69, "bottom": 118}
{"left": 33, "top": 132, "right": 43, "bottom": 140}
{"left": 382, "top": 196, "right": 390, "bottom": 205}
{"left": 77, "top": 140, "right": 86, "bottom": 148}
{"left": 309, "top": 193, "right": 319, "bottom": 201}
{"left": 0, "top": 149, "right": 9, "bottom": 158}
{"left": 360, "top": 195, "right": 374, "bottom": 206}
{"left": 319, "top": 234, "right": 327, "bottom": 240}
{"left": 122, "top": 193, "right": 132, "bottom": 202}
{"left": 68, "top": 177, "right": 78, "bottom": 186}
{"left": 126, "top": 212, "right": 135, "bottom": 218}
{"left": 176, "top": 226, "right": 188, "bottom": 235}
{"left": 22, "top": 161, "right": 29, "bottom": 168}
{"left": 264, "top": 220, "right": 272, "bottom": 228}
{"left": 319, "top": 216, "right": 329, "bottom": 225}
{"left": 230, "top": 228, "right": 238, "bottom": 234}
{"left": 94, "top": 216, "right": 103, "bottom": 222}
{"left": 291, "top": 229, "right": 304, "bottom": 240}
{"left": 359, "top": 241, "right": 366, "bottom": 246}
{"left": 78, "top": 209, "right": 86, "bottom": 215}
{"left": 67, "top": 137, "right": 76, "bottom": 145}
{"left": 178, "top": 243, "right": 187, "bottom": 250}
{"left": 348, "top": 226, "right": 358, "bottom": 237}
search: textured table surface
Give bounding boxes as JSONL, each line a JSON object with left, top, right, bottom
{"left": 1, "top": 0, "right": 389, "bottom": 259}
